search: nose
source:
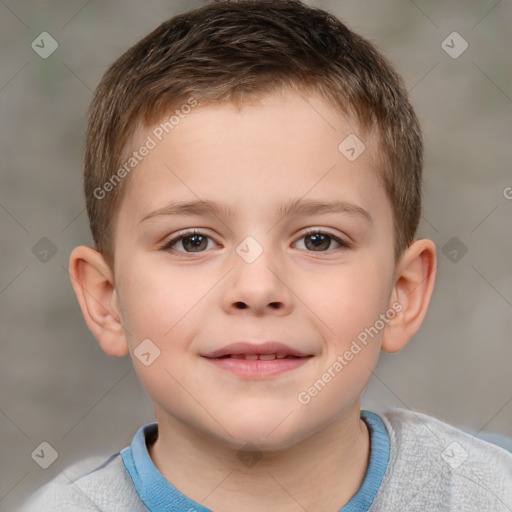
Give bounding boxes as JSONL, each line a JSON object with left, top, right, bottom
{"left": 220, "top": 241, "right": 294, "bottom": 316}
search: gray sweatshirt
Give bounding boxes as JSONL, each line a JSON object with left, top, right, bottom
{"left": 19, "top": 409, "right": 512, "bottom": 511}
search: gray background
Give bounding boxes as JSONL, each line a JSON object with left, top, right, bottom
{"left": 1, "top": 0, "right": 511, "bottom": 508}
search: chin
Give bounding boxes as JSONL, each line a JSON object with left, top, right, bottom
{"left": 214, "top": 414, "right": 308, "bottom": 452}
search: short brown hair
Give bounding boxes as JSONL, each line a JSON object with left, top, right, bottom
{"left": 84, "top": 0, "right": 422, "bottom": 265}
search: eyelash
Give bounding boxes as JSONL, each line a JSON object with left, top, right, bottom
{"left": 161, "top": 228, "right": 351, "bottom": 256}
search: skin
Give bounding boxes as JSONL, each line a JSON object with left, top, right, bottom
{"left": 70, "top": 90, "right": 436, "bottom": 511}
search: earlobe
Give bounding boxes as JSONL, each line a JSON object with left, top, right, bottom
{"left": 68, "top": 246, "right": 129, "bottom": 357}
{"left": 381, "top": 239, "right": 437, "bottom": 353}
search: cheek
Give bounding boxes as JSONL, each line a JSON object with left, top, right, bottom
{"left": 116, "top": 265, "right": 201, "bottom": 403}
{"left": 118, "top": 277, "right": 170, "bottom": 343}
{"left": 116, "top": 259, "right": 195, "bottom": 342}
{"left": 311, "top": 262, "right": 391, "bottom": 346}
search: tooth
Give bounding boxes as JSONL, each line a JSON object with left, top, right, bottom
{"left": 276, "top": 353, "right": 287, "bottom": 359}
{"left": 231, "top": 354, "right": 244, "bottom": 359}
{"left": 259, "top": 354, "right": 277, "bottom": 361}
{"left": 245, "top": 354, "right": 259, "bottom": 360}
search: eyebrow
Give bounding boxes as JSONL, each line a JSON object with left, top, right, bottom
{"left": 139, "top": 198, "right": 373, "bottom": 225}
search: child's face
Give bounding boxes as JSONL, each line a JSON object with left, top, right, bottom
{"left": 112, "top": 91, "right": 398, "bottom": 449}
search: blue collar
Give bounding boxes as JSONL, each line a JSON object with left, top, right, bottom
{"left": 121, "top": 410, "right": 389, "bottom": 511}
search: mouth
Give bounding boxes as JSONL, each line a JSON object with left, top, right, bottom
{"left": 203, "top": 341, "right": 311, "bottom": 358}
{"left": 213, "top": 353, "right": 305, "bottom": 360}
{"left": 201, "top": 341, "right": 314, "bottom": 378}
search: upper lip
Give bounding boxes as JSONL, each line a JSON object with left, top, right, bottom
{"left": 202, "top": 341, "right": 312, "bottom": 358}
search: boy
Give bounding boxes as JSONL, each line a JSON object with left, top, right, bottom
{"left": 21, "top": 0, "right": 512, "bottom": 510}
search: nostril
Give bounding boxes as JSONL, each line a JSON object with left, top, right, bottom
{"left": 233, "top": 301, "right": 281, "bottom": 309}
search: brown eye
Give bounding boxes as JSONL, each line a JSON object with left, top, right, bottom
{"left": 180, "top": 233, "right": 209, "bottom": 252}
{"left": 163, "top": 231, "right": 214, "bottom": 253}
{"left": 295, "top": 230, "right": 349, "bottom": 252}
{"left": 304, "top": 232, "right": 334, "bottom": 251}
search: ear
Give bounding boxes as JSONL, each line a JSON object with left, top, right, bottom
{"left": 68, "top": 245, "right": 129, "bottom": 357}
{"left": 381, "top": 239, "right": 437, "bottom": 353}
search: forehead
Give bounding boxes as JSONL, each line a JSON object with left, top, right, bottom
{"left": 118, "top": 91, "right": 389, "bottom": 227}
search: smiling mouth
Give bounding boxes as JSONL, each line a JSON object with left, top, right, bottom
{"left": 203, "top": 353, "right": 313, "bottom": 378}
{"left": 214, "top": 354, "right": 307, "bottom": 360}
{"left": 201, "top": 341, "right": 314, "bottom": 377}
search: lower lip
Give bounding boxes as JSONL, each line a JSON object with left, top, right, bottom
{"left": 203, "top": 356, "right": 312, "bottom": 378}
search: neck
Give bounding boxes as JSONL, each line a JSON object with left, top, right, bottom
{"left": 148, "top": 402, "right": 370, "bottom": 512}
